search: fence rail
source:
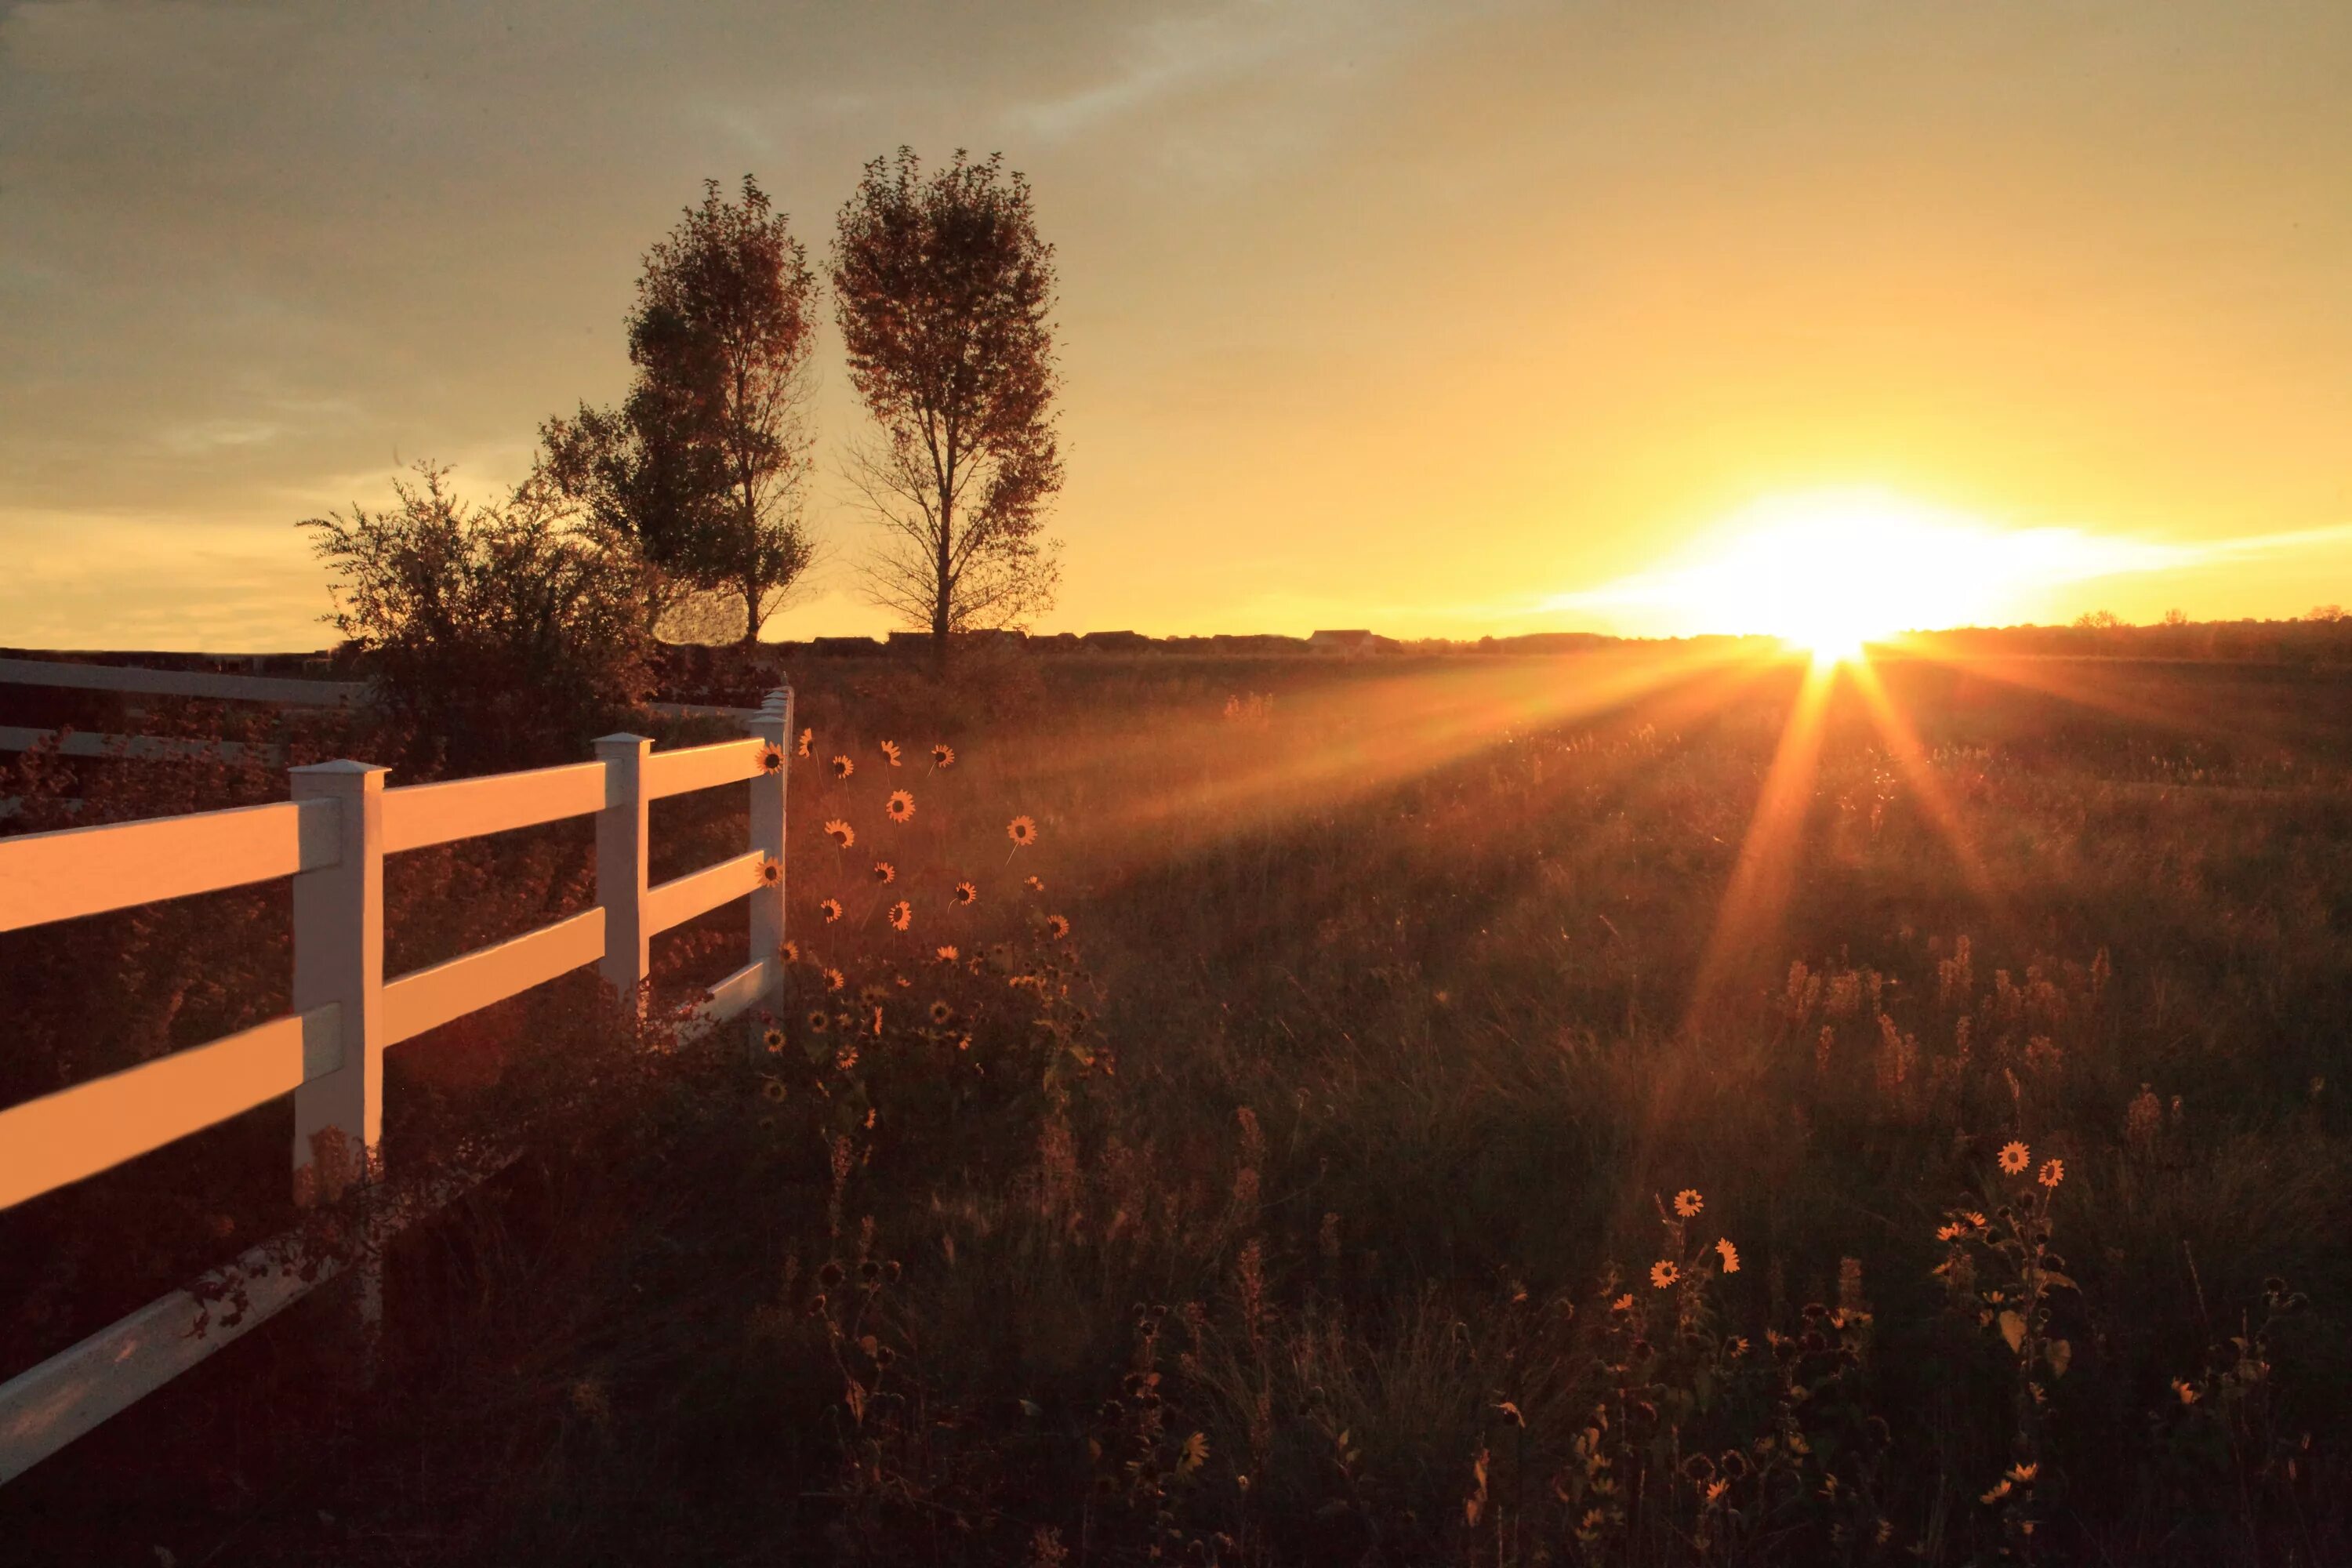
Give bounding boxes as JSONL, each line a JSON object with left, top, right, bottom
{"left": 0, "top": 687, "right": 795, "bottom": 1483}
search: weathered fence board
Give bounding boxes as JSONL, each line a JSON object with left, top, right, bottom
{"left": 0, "top": 796, "right": 339, "bottom": 932}
{"left": 381, "top": 908, "right": 608, "bottom": 1046}
{"left": 379, "top": 761, "right": 607, "bottom": 855}
{"left": 0, "top": 1007, "right": 341, "bottom": 1212}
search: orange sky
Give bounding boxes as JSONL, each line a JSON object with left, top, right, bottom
{"left": 2, "top": 2, "right": 2347, "bottom": 649}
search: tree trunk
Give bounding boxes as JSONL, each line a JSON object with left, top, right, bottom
{"left": 739, "top": 575, "right": 762, "bottom": 648}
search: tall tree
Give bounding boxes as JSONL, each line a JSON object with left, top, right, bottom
{"left": 542, "top": 175, "right": 819, "bottom": 645}
{"left": 833, "top": 148, "right": 1062, "bottom": 672}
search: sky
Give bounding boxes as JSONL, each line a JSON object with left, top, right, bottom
{"left": 2, "top": 0, "right": 2348, "bottom": 650}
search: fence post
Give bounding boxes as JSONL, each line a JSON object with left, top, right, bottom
{"left": 289, "top": 760, "right": 386, "bottom": 1203}
{"left": 594, "top": 733, "right": 653, "bottom": 1012}
{"left": 746, "top": 686, "right": 792, "bottom": 996}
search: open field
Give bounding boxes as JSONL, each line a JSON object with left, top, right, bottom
{"left": 5, "top": 648, "right": 2352, "bottom": 1566}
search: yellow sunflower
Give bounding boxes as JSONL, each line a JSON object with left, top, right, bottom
{"left": 2038, "top": 1158, "right": 2065, "bottom": 1189}
{"left": 935, "top": 944, "right": 960, "bottom": 963}
{"left": 931, "top": 743, "right": 955, "bottom": 768}
{"left": 1007, "top": 815, "right": 1038, "bottom": 847}
{"left": 823, "top": 967, "right": 847, "bottom": 993}
{"left": 806, "top": 1010, "right": 830, "bottom": 1033}
{"left": 888, "top": 900, "right": 913, "bottom": 931}
{"left": 1650, "top": 1261, "right": 1679, "bottom": 1289}
{"left": 1997, "top": 1140, "right": 2031, "bottom": 1175}
{"left": 831, "top": 754, "right": 855, "bottom": 780}
{"left": 762, "top": 1026, "right": 786, "bottom": 1054}
{"left": 1674, "top": 1189, "right": 1704, "bottom": 1219}
{"left": 873, "top": 860, "right": 895, "bottom": 884}
{"left": 797, "top": 728, "right": 813, "bottom": 757}
{"left": 819, "top": 897, "right": 844, "bottom": 924}
{"left": 823, "top": 818, "right": 855, "bottom": 848}
{"left": 760, "top": 1078, "right": 788, "bottom": 1103}
{"left": 758, "top": 856, "right": 782, "bottom": 887}
{"left": 930, "top": 1000, "right": 954, "bottom": 1025}
{"left": 1046, "top": 913, "right": 1070, "bottom": 939}
{"left": 880, "top": 740, "right": 902, "bottom": 767}
{"left": 885, "top": 789, "right": 915, "bottom": 822}
{"left": 953, "top": 880, "right": 978, "bottom": 906}
{"left": 758, "top": 741, "right": 784, "bottom": 773}
{"left": 779, "top": 939, "right": 800, "bottom": 964}
{"left": 1715, "top": 1239, "right": 1740, "bottom": 1274}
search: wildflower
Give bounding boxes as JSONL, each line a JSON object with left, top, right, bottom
{"left": 835, "top": 1043, "right": 859, "bottom": 1071}
{"left": 880, "top": 740, "right": 902, "bottom": 767}
{"left": 762, "top": 1026, "right": 786, "bottom": 1054}
{"left": 1047, "top": 913, "right": 1070, "bottom": 940}
{"left": 1726, "top": 1335, "right": 1751, "bottom": 1356}
{"left": 872, "top": 861, "right": 895, "bottom": 885}
{"left": 760, "top": 1078, "right": 788, "bottom": 1103}
{"left": 1936, "top": 1222, "right": 1963, "bottom": 1242}
{"left": 1025, "top": 874, "right": 1044, "bottom": 891}
{"left": 797, "top": 728, "right": 813, "bottom": 757}
{"left": 779, "top": 939, "right": 800, "bottom": 964}
{"left": 953, "top": 880, "right": 978, "bottom": 906}
{"left": 889, "top": 900, "right": 913, "bottom": 931}
{"left": 1675, "top": 1189, "right": 1704, "bottom": 1219}
{"left": 820, "top": 897, "right": 844, "bottom": 924}
{"left": 1704, "top": 1479, "right": 1730, "bottom": 1504}
{"left": 2007, "top": 1462, "right": 2038, "bottom": 1483}
{"left": 806, "top": 1011, "right": 830, "bottom": 1033}
{"left": 2172, "top": 1378, "right": 2200, "bottom": 1405}
{"left": 931, "top": 743, "right": 955, "bottom": 768}
{"left": 1610, "top": 1293, "right": 1635, "bottom": 1313}
{"left": 935, "top": 945, "right": 959, "bottom": 963}
{"left": 758, "top": 741, "right": 784, "bottom": 773}
{"left": 824, "top": 818, "right": 855, "bottom": 848}
{"left": 823, "top": 967, "right": 847, "bottom": 993}
{"left": 1980, "top": 1479, "right": 2012, "bottom": 1505}
{"left": 859, "top": 984, "right": 889, "bottom": 1006}
{"left": 885, "top": 789, "right": 915, "bottom": 822}
{"left": 2038, "top": 1158, "right": 2065, "bottom": 1189}
{"left": 758, "top": 856, "right": 782, "bottom": 887}
{"left": 1007, "top": 815, "right": 1038, "bottom": 847}
{"left": 1715, "top": 1239, "right": 1740, "bottom": 1274}
{"left": 1998, "top": 1140, "right": 2031, "bottom": 1175}
{"left": 930, "top": 1000, "right": 954, "bottom": 1025}
{"left": 1650, "top": 1261, "right": 1680, "bottom": 1289}
{"left": 1963, "top": 1210, "right": 1987, "bottom": 1229}
{"left": 832, "top": 754, "right": 855, "bottom": 779}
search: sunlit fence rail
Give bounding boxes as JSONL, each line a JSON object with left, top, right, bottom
{"left": 0, "top": 688, "right": 795, "bottom": 1483}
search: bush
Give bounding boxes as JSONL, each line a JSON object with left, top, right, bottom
{"left": 303, "top": 463, "right": 658, "bottom": 775}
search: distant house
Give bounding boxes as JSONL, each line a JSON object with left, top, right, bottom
{"left": 1308, "top": 630, "right": 1398, "bottom": 658}
{"left": 1080, "top": 630, "right": 1152, "bottom": 653}
{"left": 808, "top": 636, "right": 884, "bottom": 656}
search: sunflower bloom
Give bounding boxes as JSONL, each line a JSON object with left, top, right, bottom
{"left": 953, "top": 880, "right": 978, "bottom": 906}
{"left": 1674, "top": 1189, "right": 1704, "bottom": 1219}
{"left": 797, "top": 728, "right": 813, "bottom": 757}
{"left": 760, "top": 1078, "right": 788, "bottom": 1103}
{"left": 885, "top": 789, "right": 915, "bottom": 822}
{"left": 823, "top": 967, "right": 846, "bottom": 993}
{"left": 880, "top": 740, "right": 902, "bottom": 767}
{"left": 779, "top": 939, "right": 800, "bottom": 964}
{"left": 935, "top": 944, "right": 959, "bottom": 963}
{"left": 873, "top": 861, "right": 895, "bottom": 884}
{"left": 1007, "top": 815, "right": 1038, "bottom": 847}
{"left": 1025, "top": 874, "right": 1044, "bottom": 891}
{"left": 931, "top": 743, "right": 955, "bottom": 768}
{"left": 2007, "top": 1462, "right": 2038, "bottom": 1483}
{"left": 1980, "top": 1479, "right": 2012, "bottom": 1505}
{"left": 889, "top": 900, "right": 913, "bottom": 931}
{"left": 1046, "top": 913, "right": 1070, "bottom": 939}
{"left": 1650, "top": 1260, "right": 1679, "bottom": 1289}
{"left": 762, "top": 1026, "right": 786, "bottom": 1054}
{"left": 1610, "top": 1293, "right": 1635, "bottom": 1313}
{"left": 930, "top": 1000, "right": 954, "bottom": 1025}
{"left": 1998, "top": 1140, "right": 2031, "bottom": 1175}
{"left": 1936, "top": 1222, "right": 1962, "bottom": 1242}
{"left": 758, "top": 741, "right": 784, "bottom": 773}
{"left": 806, "top": 1010, "right": 830, "bottom": 1033}
{"left": 2038, "top": 1158, "right": 2065, "bottom": 1189}
{"left": 1715, "top": 1239, "right": 1740, "bottom": 1274}
{"left": 832, "top": 754, "right": 855, "bottom": 780}
{"left": 819, "top": 897, "right": 844, "bottom": 924}
{"left": 824, "top": 818, "right": 855, "bottom": 848}
{"left": 758, "top": 856, "right": 782, "bottom": 887}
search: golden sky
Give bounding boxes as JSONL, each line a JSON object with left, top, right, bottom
{"left": 2, "top": 1, "right": 2347, "bottom": 649}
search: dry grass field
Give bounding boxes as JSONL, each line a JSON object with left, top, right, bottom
{"left": 6, "top": 646, "right": 2352, "bottom": 1566}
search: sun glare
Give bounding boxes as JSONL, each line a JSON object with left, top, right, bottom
{"left": 1552, "top": 487, "right": 2128, "bottom": 656}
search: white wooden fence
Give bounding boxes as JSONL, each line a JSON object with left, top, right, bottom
{"left": 0, "top": 687, "right": 795, "bottom": 1483}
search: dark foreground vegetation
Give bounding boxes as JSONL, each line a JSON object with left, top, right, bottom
{"left": 5, "top": 647, "right": 2352, "bottom": 1566}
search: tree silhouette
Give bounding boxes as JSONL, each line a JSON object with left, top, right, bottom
{"left": 543, "top": 176, "right": 818, "bottom": 645}
{"left": 833, "top": 149, "right": 1062, "bottom": 673}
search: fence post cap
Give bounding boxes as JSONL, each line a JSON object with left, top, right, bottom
{"left": 287, "top": 759, "right": 386, "bottom": 783}
{"left": 592, "top": 732, "right": 654, "bottom": 748}
{"left": 760, "top": 685, "right": 791, "bottom": 710}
